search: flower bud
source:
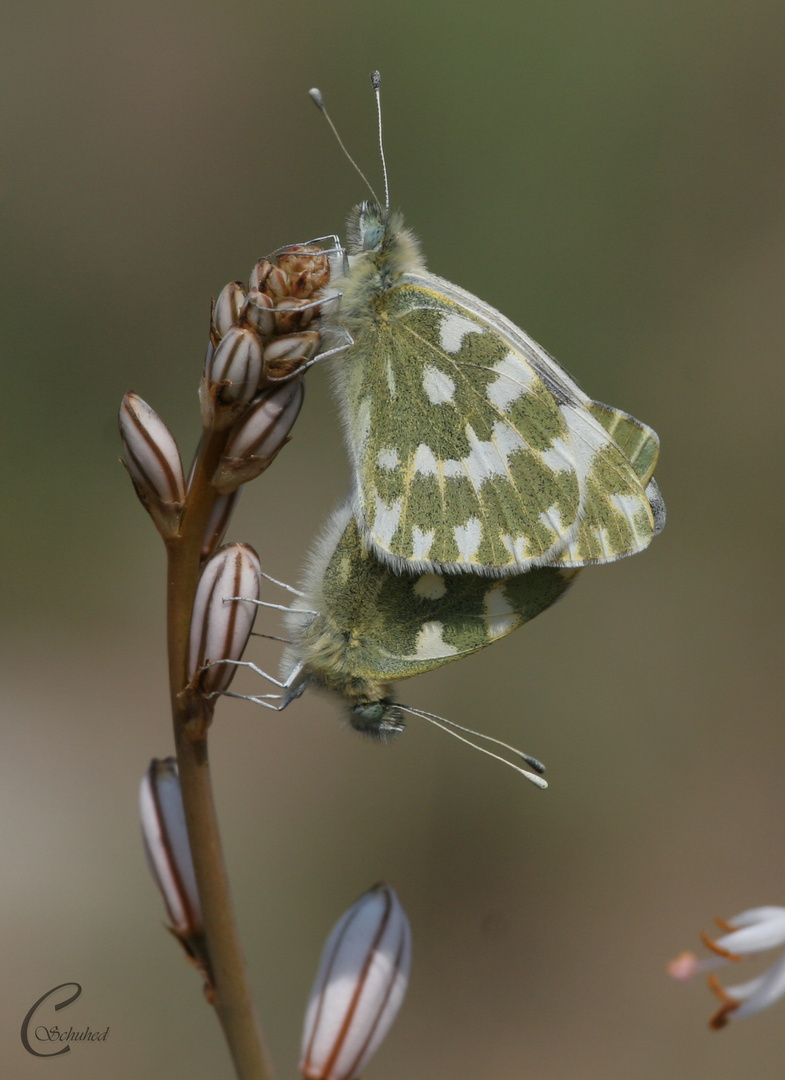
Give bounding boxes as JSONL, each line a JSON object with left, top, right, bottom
{"left": 206, "top": 326, "right": 264, "bottom": 406}
{"left": 260, "top": 263, "right": 290, "bottom": 301}
{"left": 213, "top": 281, "right": 246, "bottom": 340}
{"left": 274, "top": 297, "right": 314, "bottom": 335}
{"left": 119, "top": 392, "right": 186, "bottom": 536}
{"left": 211, "top": 380, "right": 305, "bottom": 494}
{"left": 188, "top": 543, "right": 261, "bottom": 694}
{"left": 263, "top": 332, "right": 321, "bottom": 382}
{"left": 248, "top": 258, "right": 273, "bottom": 293}
{"left": 239, "top": 289, "right": 275, "bottom": 337}
{"left": 139, "top": 758, "right": 202, "bottom": 939}
{"left": 300, "top": 884, "right": 411, "bottom": 1080}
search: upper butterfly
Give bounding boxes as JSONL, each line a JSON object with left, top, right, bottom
{"left": 313, "top": 74, "right": 664, "bottom": 577}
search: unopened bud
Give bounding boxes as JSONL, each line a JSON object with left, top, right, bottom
{"left": 300, "top": 884, "right": 411, "bottom": 1080}
{"left": 263, "top": 332, "right": 321, "bottom": 382}
{"left": 213, "top": 281, "right": 246, "bottom": 340}
{"left": 248, "top": 258, "right": 273, "bottom": 293}
{"left": 260, "top": 264, "right": 290, "bottom": 301}
{"left": 140, "top": 758, "right": 203, "bottom": 940}
{"left": 206, "top": 326, "right": 264, "bottom": 404}
{"left": 274, "top": 297, "right": 315, "bottom": 335}
{"left": 119, "top": 392, "right": 186, "bottom": 536}
{"left": 239, "top": 289, "right": 275, "bottom": 337}
{"left": 188, "top": 543, "right": 261, "bottom": 694}
{"left": 211, "top": 380, "right": 305, "bottom": 494}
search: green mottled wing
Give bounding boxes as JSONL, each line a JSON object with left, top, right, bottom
{"left": 333, "top": 269, "right": 656, "bottom": 575}
{"left": 548, "top": 402, "right": 664, "bottom": 565}
{"left": 287, "top": 504, "right": 577, "bottom": 687}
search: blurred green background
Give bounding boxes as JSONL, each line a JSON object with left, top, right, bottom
{"left": 3, "top": 1, "right": 785, "bottom": 1077}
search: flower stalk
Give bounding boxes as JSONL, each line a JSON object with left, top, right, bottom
{"left": 123, "top": 240, "right": 334, "bottom": 1080}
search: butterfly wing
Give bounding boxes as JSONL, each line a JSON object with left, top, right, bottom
{"left": 288, "top": 504, "right": 576, "bottom": 688}
{"left": 548, "top": 401, "right": 665, "bottom": 565}
{"left": 333, "top": 268, "right": 657, "bottom": 574}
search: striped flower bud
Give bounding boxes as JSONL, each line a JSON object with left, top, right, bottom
{"left": 259, "top": 263, "right": 290, "bottom": 301}
{"left": 139, "top": 758, "right": 202, "bottom": 940}
{"left": 212, "top": 380, "right": 304, "bottom": 494}
{"left": 188, "top": 543, "right": 261, "bottom": 694}
{"left": 119, "top": 392, "right": 186, "bottom": 536}
{"left": 212, "top": 281, "right": 246, "bottom": 340}
{"left": 300, "top": 884, "right": 411, "bottom": 1080}
{"left": 239, "top": 289, "right": 275, "bottom": 337}
{"left": 263, "top": 332, "right": 321, "bottom": 383}
{"left": 273, "top": 297, "right": 315, "bottom": 335}
{"left": 248, "top": 258, "right": 273, "bottom": 293}
{"left": 206, "top": 326, "right": 264, "bottom": 406}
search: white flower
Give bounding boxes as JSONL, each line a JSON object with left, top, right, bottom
{"left": 669, "top": 906, "right": 785, "bottom": 1028}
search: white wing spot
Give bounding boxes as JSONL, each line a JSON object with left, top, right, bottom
{"left": 385, "top": 359, "right": 396, "bottom": 398}
{"left": 458, "top": 422, "right": 527, "bottom": 488}
{"left": 409, "top": 621, "right": 459, "bottom": 660}
{"left": 501, "top": 533, "right": 529, "bottom": 563}
{"left": 411, "top": 527, "right": 436, "bottom": 560}
{"left": 540, "top": 436, "right": 575, "bottom": 474}
{"left": 539, "top": 502, "right": 569, "bottom": 537}
{"left": 372, "top": 495, "right": 403, "bottom": 547}
{"left": 439, "top": 311, "right": 480, "bottom": 353}
{"left": 376, "top": 447, "right": 399, "bottom": 470}
{"left": 559, "top": 403, "right": 614, "bottom": 482}
{"left": 484, "top": 587, "right": 517, "bottom": 639}
{"left": 593, "top": 528, "right": 614, "bottom": 558}
{"left": 413, "top": 443, "right": 439, "bottom": 476}
{"left": 486, "top": 351, "right": 537, "bottom": 411}
{"left": 422, "top": 364, "right": 456, "bottom": 405}
{"left": 453, "top": 517, "right": 483, "bottom": 561}
{"left": 355, "top": 397, "right": 372, "bottom": 455}
{"left": 610, "top": 491, "right": 645, "bottom": 529}
{"left": 413, "top": 573, "right": 446, "bottom": 599}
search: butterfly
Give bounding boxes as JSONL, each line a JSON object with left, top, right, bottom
{"left": 312, "top": 75, "right": 665, "bottom": 577}
{"left": 275, "top": 401, "right": 661, "bottom": 740}
{"left": 223, "top": 411, "right": 660, "bottom": 780}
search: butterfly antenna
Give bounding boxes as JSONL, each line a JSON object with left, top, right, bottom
{"left": 396, "top": 705, "right": 548, "bottom": 789}
{"left": 370, "top": 70, "right": 390, "bottom": 215}
{"left": 309, "top": 85, "right": 381, "bottom": 207}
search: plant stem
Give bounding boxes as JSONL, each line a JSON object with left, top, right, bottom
{"left": 165, "top": 426, "right": 273, "bottom": 1080}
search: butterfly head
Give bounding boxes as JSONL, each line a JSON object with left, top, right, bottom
{"left": 348, "top": 698, "right": 406, "bottom": 742}
{"left": 347, "top": 200, "right": 390, "bottom": 253}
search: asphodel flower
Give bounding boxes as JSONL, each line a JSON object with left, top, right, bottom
{"left": 300, "top": 884, "right": 411, "bottom": 1080}
{"left": 669, "top": 905, "right": 785, "bottom": 1028}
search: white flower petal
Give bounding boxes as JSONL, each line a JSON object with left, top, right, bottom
{"left": 733, "top": 953, "right": 785, "bottom": 1019}
{"left": 715, "top": 912, "right": 785, "bottom": 956}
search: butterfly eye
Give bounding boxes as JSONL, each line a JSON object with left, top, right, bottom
{"left": 349, "top": 701, "right": 406, "bottom": 741}
{"left": 357, "top": 201, "right": 386, "bottom": 251}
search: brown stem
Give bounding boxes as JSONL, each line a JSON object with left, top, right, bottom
{"left": 165, "top": 425, "right": 273, "bottom": 1080}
